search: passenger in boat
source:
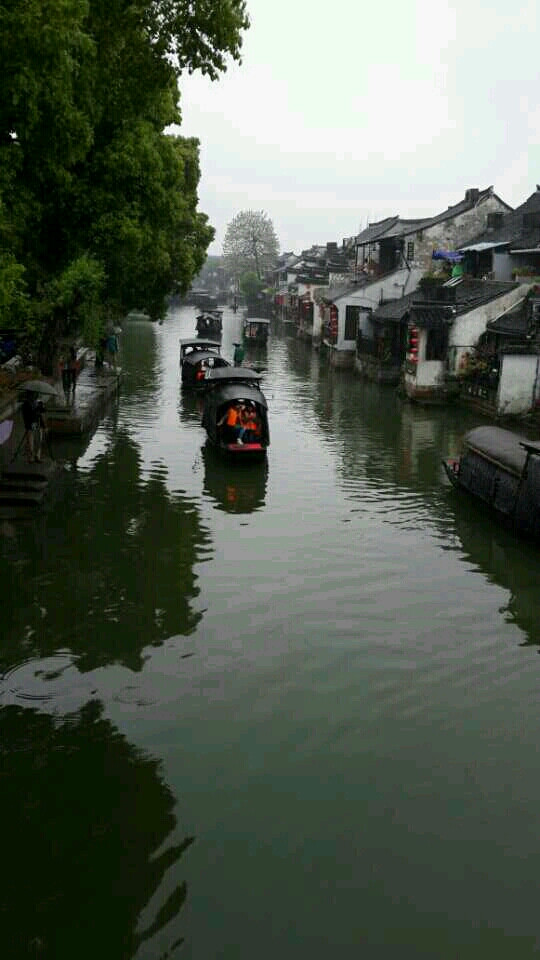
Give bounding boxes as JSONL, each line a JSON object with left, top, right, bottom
{"left": 217, "top": 403, "right": 242, "bottom": 442}
{"left": 241, "top": 403, "right": 261, "bottom": 443}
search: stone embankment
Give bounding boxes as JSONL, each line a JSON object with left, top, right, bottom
{"left": 0, "top": 349, "right": 121, "bottom": 514}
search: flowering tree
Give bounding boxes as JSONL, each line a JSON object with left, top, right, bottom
{"left": 223, "top": 210, "right": 279, "bottom": 280}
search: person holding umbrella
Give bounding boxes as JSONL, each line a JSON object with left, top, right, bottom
{"left": 21, "top": 390, "right": 47, "bottom": 462}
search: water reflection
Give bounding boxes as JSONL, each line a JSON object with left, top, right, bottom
{"left": 452, "top": 502, "right": 540, "bottom": 649}
{"left": 0, "top": 430, "right": 211, "bottom": 673}
{"left": 201, "top": 442, "right": 268, "bottom": 514}
{"left": 177, "top": 388, "right": 205, "bottom": 427}
{"left": 1, "top": 700, "right": 192, "bottom": 959}
{"left": 121, "top": 319, "right": 163, "bottom": 405}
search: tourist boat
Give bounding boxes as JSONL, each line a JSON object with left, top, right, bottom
{"left": 243, "top": 317, "right": 270, "bottom": 345}
{"left": 201, "top": 368, "right": 270, "bottom": 460}
{"left": 179, "top": 339, "right": 230, "bottom": 389}
{"left": 192, "top": 291, "right": 219, "bottom": 310}
{"left": 443, "top": 425, "right": 540, "bottom": 541}
{"left": 196, "top": 311, "right": 222, "bottom": 338}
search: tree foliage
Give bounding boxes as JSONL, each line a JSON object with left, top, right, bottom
{"left": 223, "top": 210, "right": 279, "bottom": 280}
{"left": 239, "top": 271, "right": 264, "bottom": 301}
{"left": 0, "top": 0, "right": 249, "bottom": 368}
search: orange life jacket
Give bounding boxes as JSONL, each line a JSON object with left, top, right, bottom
{"left": 225, "top": 407, "right": 238, "bottom": 427}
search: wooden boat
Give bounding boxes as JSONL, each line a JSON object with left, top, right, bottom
{"left": 196, "top": 311, "right": 222, "bottom": 337}
{"left": 201, "top": 368, "right": 269, "bottom": 460}
{"left": 243, "top": 317, "right": 270, "bottom": 345}
{"left": 443, "top": 425, "right": 540, "bottom": 541}
{"left": 192, "top": 291, "right": 218, "bottom": 310}
{"left": 179, "top": 339, "right": 230, "bottom": 389}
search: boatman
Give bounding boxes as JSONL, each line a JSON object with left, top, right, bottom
{"left": 233, "top": 342, "right": 244, "bottom": 366}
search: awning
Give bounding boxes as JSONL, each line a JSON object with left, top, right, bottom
{"left": 459, "top": 241, "right": 509, "bottom": 253}
{"left": 432, "top": 250, "right": 464, "bottom": 262}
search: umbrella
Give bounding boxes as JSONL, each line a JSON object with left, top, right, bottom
{"left": 432, "top": 249, "right": 464, "bottom": 263}
{"left": 17, "top": 379, "right": 60, "bottom": 397}
{"left": 0, "top": 419, "right": 13, "bottom": 445}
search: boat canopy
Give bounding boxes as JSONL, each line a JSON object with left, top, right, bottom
{"left": 182, "top": 350, "right": 225, "bottom": 367}
{"left": 180, "top": 338, "right": 221, "bottom": 350}
{"left": 207, "top": 381, "right": 267, "bottom": 409}
{"left": 464, "top": 426, "right": 528, "bottom": 476}
{"left": 205, "top": 367, "right": 262, "bottom": 384}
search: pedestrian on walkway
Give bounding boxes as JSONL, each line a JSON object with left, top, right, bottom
{"left": 68, "top": 346, "right": 78, "bottom": 400}
{"left": 21, "top": 392, "right": 47, "bottom": 462}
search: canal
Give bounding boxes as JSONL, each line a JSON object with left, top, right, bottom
{"left": 2, "top": 305, "right": 540, "bottom": 958}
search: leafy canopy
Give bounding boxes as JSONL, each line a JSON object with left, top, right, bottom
{"left": 0, "top": 0, "right": 249, "bottom": 367}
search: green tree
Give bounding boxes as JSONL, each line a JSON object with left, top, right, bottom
{"left": 240, "top": 271, "right": 264, "bottom": 301}
{"left": 0, "top": 0, "right": 249, "bottom": 368}
{"left": 223, "top": 210, "right": 279, "bottom": 281}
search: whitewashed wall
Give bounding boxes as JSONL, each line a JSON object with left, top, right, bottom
{"left": 335, "top": 267, "right": 423, "bottom": 350}
{"left": 447, "top": 283, "right": 531, "bottom": 374}
{"left": 497, "top": 355, "right": 539, "bottom": 415}
{"left": 493, "top": 251, "right": 513, "bottom": 281}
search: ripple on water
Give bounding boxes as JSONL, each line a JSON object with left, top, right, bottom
{"left": 0, "top": 652, "right": 93, "bottom": 709}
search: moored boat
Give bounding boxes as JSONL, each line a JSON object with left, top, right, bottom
{"left": 179, "top": 338, "right": 230, "bottom": 389}
{"left": 201, "top": 368, "right": 269, "bottom": 460}
{"left": 443, "top": 425, "right": 540, "bottom": 541}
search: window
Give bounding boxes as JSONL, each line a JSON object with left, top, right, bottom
{"left": 406, "top": 241, "right": 415, "bottom": 261}
{"left": 425, "top": 324, "right": 448, "bottom": 361}
{"left": 345, "top": 305, "right": 360, "bottom": 341}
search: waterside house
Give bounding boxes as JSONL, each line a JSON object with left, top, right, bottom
{"left": 350, "top": 187, "right": 512, "bottom": 277}
{"left": 403, "top": 278, "right": 532, "bottom": 406}
{"left": 355, "top": 292, "right": 417, "bottom": 384}
{"left": 317, "top": 187, "right": 512, "bottom": 369}
{"left": 459, "top": 187, "right": 540, "bottom": 282}
{"left": 456, "top": 289, "right": 540, "bottom": 417}
{"left": 320, "top": 267, "right": 423, "bottom": 368}
{"left": 272, "top": 244, "right": 351, "bottom": 334}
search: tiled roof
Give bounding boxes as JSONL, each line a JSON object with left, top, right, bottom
{"left": 354, "top": 216, "right": 400, "bottom": 245}
{"left": 410, "top": 279, "right": 518, "bottom": 320}
{"left": 371, "top": 292, "right": 417, "bottom": 323}
{"left": 323, "top": 282, "right": 362, "bottom": 302}
{"left": 487, "top": 300, "right": 529, "bottom": 336}
{"left": 460, "top": 189, "right": 540, "bottom": 250}
{"left": 354, "top": 187, "right": 510, "bottom": 246}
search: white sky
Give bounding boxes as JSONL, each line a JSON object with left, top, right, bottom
{"left": 177, "top": 0, "right": 540, "bottom": 256}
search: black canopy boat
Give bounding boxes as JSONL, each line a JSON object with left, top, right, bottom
{"left": 202, "top": 368, "right": 269, "bottom": 460}
{"left": 196, "top": 310, "right": 223, "bottom": 338}
{"left": 243, "top": 317, "right": 270, "bottom": 345}
{"left": 179, "top": 338, "right": 230, "bottom": 389}
{"left": 443, "top": 425, "right": 540, "bottom": 542}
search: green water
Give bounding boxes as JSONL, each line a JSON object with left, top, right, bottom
{"left": 2, "top": 307, "right": 540, "bottom": 958}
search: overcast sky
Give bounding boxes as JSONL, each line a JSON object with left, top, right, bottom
{"left": 177, "top": 0, "right": 539, "bottom": 256}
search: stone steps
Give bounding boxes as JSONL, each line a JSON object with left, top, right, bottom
{"left": 0, "top": 459, "right": 59, "bottom": 507}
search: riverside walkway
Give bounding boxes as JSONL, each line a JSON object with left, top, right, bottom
{"left": 0, "top": 354, "right": 121, "bottom": 513}
{"left": 45, "top": 355, "right": 121, "bottom": 435}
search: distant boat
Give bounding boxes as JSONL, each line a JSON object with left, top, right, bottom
{"left": 443, "top": 425, "right": 540, "bottom": 542}
{"left": 179, "top": 339, "right": 230, "bottom": 390}
{"left": 243, "top": 317, "right": 270, "bottom": 345}
{"left": 196, "top": 311, "right": 222, "bottom": 337}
